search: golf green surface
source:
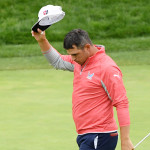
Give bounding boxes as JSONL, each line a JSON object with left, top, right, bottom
{"left": 0, "top": 65, "right": 150, "bottom": 150}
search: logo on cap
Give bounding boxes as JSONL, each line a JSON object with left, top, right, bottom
{"left": 43, "top": 10, "right": 48, "bottom": 15}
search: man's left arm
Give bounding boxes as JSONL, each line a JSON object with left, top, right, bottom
{"left": 104, "top": 66, "right": 134, "bottom": 150}
{"left": 120, "top": 125, "right": 134, "bottom": 150}
{"left": 115, "top": 99, "right": 134, "bottom": 150}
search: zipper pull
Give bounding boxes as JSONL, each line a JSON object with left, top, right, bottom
{"left": 80, "top": 71, "right": 82, "bottom": 75}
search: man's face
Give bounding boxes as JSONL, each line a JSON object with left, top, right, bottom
{"left": 67, "top": 45, "right": 90, "bottom": 65}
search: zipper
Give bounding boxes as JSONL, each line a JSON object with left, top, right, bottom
{"left": 80, "top": 60, "right": 89, "bottom": 75}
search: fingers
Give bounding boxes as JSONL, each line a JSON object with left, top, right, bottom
{"left": 31, "top": 29, "right": 45, "bottom": 37}
{"left": 31, "top": 28, "right": 43, "bottom": 34}
{"left": 37, "top": 28, "right": 41, "bottom": 33}
{"left": 37, "top": 28, "right": 44, "bottom": 34}
{"left": 31, "top": 30, "right": 38, "bottom": 37}
{"left": 38, "top": 29, "right": 45, "bottom": 36}
{"left": 31, "top": 31, "right": 34, "bottom": 37}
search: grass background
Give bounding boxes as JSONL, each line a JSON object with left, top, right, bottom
{"left": 0, "top": 0, "right": 150, "bottom": 44}
{"left": 0, "top": 0, "right": 150, "bottom": 149}
{"left": 0, "top": 67, "right": 150, "bottom": 150}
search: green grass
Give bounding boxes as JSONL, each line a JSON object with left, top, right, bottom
{"left": 0, "top": 42, "right": 66, "bottom": 58}
{"left": 0, "top": 49, "right": 150, "bottom": 70}
{"left": 0, "top": 37, "right": 150, "bottom": 149}
{"left": 0, "top": 37, "right": 150, "bottom": 71}
{"left": 0, "top": 0, "right": 150, "bottom": 44}
{"left": 1, "top": 37, "right": 150, "bottom": 58}
{"left": 1, "top": 0, "right": 150, "bottom": 148}
{"left": 0, "top": 66, "right": 150, "bottom": 150}
{"left": 0, "top": 69, "right": 75, "bottom": 150}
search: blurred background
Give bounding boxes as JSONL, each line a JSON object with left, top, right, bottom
{"left": 1, "top": 0, "right": 150, "bottom": 44}
{"left": 0, "top": 0, "right": 150, "bottom": 69}
{"left": 0, "top": 0, "right": 150, "bottom": 150}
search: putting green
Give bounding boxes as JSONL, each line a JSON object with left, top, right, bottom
{"left": 0, "top": 65, "right": 149, "bottom": 149}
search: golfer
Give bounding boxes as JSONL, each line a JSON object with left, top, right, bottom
{"left": 32, "top": 28, "right": 134, "bottom": 150}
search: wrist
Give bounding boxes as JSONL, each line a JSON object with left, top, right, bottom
{"left": 38, "top": 38, "right": 51, "bottom": 52}
{"left": 121, "top": 136, "right": 130, "bottom": 142}
{"left": 120, "top": 132, "right": 130, "bottom": 140}
{"left": 38, "top": 37, "right": 47, "bottom": 43}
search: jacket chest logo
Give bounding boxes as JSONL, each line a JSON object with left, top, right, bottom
{"left": 87, "top": 72, "right": 94, "bottom": 80}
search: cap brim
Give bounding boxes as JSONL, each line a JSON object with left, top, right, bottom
{"left": 32, "top": 21, "right": 51, "bottom": 32}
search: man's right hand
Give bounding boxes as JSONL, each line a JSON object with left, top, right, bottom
{"left": 31, "top": 28, "right": 46, "bottom": 42}
{"left": 31, "top": 28, "right": 51, "bottom": 51}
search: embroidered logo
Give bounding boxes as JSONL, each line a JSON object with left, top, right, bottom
{"left": 113, "top": 72, "right": 120, "bottom": 79}
{"left": 43, "top": 10, "right": 48, "bottom": 15}
{"left": 87, "top": 72, "right": 94, "bottom": 80}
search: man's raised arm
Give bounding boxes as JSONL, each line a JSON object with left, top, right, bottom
{"left": 31, "top": 29, "right": 51, "bottom": 52}
{"left": 31, "top": 29, "right": 74, "bottom": 71}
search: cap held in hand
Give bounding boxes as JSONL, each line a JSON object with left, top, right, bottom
{"left": 32, "top": 5, "right": 65, "bottom": 32}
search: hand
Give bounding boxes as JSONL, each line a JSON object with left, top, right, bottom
{"left": 121, "top": 138, "right": 134, "bottom": 150}
{"left": 31, "top": 28, "right": 51, "bottom": 51}
{"left": 31, "top": 28, "right": 46, "bottom": 42}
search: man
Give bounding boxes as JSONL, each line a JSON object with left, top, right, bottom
{"left": 31, "top": 28, "right": 134, "bottom": 150}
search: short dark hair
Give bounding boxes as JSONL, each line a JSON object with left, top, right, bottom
{"left": 63, "top": 29, "right": 93, "bottom": 50}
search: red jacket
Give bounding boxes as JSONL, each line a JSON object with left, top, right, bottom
{"left": 43, "top": 45, "right": 130, "bottom": 134}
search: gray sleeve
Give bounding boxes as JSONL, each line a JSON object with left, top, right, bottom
{"left": 42, "top": 47, "right": 74, "bottom": 72}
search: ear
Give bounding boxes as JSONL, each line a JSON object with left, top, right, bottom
{"left": 84, "top": 44, "right": 91, "bottom": 51}
{"left": 72, "top": 45, "right": 78, "bottom": 49}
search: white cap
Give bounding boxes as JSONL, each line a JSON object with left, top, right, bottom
{"left": 38, "top": 5, "right": 65, "bottom": 26}
{"left": 32, "top": 5, "right": 65, "bottom": 32}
